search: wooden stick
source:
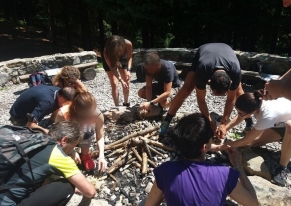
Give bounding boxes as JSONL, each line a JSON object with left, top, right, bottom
{"left": 142, "top": 148, "right": 148, "bottom": 175}
{"left": 141, "top": 138, "right": 176, "bottom": 152}
{"left": 112, "top": 150, "right": 132, "bottom": 166}
{"left": 143, "top": 140, "right": 153, "bottom": 160}
{"left": 147, "top": 159, "right": 157, "bottom": 168}
{"left": 148, "top": 145, "right": 164, "bottom": 157}
{"left": 106, "top": 126, "right": 159, "bottom": 148}
{"left": 104, "top": 141, "right": 129, "bottom": 150}
{"left": 120, "top": 157, "right": 136, "bottom": 171}
{"left": 132, "top": 148, "right": 142, "bottom": 162}
{"left": 108, "top": 157, "right": 134, "bottom": 174}
{"left": 107, "top": 148, "right": 124, "bottom": 157}
{"left": 109, "top": 173, "right": 119, "bottom": 183}
{"left": 132, "top": 161, "right": 142, "bottom": 169}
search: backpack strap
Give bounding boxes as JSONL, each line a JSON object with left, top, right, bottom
{"left": 12, "top": 140, "right": 35, "bottom": 183}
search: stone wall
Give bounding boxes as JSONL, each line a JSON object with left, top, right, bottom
{"left": 132, "top": 48, "right": 291, "bottom": 75}
{"left": 0, "top": 51, "right": 98, "bottom": 86}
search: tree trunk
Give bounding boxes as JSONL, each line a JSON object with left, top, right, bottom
{"left": 111, "top": 20, "right": 118, "bottom": 35}
{"left": 78, "top": 0, "right": 93, "bottom": 51}
{"left": 98, "top": 9, "right": 105, "bottom": 53}
{"left": 48, "top": 0, "right": 57, "bottom": 46}
{"left": 61, "top": 0, "right": 71, "bottom": 49}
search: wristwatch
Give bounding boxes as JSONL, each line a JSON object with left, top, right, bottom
{"left": 150, "top": 100, "right": 154, "bottom": 105}
{"left": 118, "top": 77, "right": 122, "bottom": 82}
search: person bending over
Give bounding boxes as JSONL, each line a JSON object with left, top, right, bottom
{"left": 138, "top": 51, "right": 181, "bottom": 111}
{"left": 9, "top": 86, "right": 75, "bottom": 134}
{"left": 53, "top": 66, "right": 87, "bottom": 92}
{"left": 211, "top": 91, "right": 291, "bottom": 187}
{"left": 103, "top": 35, "right": 132, "bottom": 106}
{"left": 145, "top": 113, "right": 258, "bottom": 206}
{"left": 159, "top": 43, "right": 254, "bottom": 138}
{"left": 55, "top": 91, "right": 107, "bottom": 172}
{"left": 0, "top": 121, "right": 96, "bottom": 206}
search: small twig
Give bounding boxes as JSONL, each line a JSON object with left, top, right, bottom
{"left": 132, "top": 147, "right": 142, "bottom": 162}
{"left": 143, "top": 140, "right": 153, "bottom": 160}
{"left": 148, "top": 145, "right": 163, "bottom": 157}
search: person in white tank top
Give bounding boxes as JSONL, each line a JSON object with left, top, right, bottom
{"left": 210, "top": 90, "right": 291, "bottom": 187}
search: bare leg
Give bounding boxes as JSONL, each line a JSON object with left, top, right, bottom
{"left": 119, "top": 69, "right": 130, "bottom": 104}
{"left": 280, "top": 121, "right": 291, "bottom": 167}
{"left": 106, "top": 71, "right": 119, "bottom": 106}
{"left": 250, "top": 128, "right": 282, "bottom": 147}
{"left": 159, "top": 99, "right": 171, "bottom": 108}
{"left": 168, "top": 71, "right": 196, "bottom": 115}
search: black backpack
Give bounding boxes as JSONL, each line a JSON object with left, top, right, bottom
{"left": 0, "top": 125, "right": 53, "bottom": 191}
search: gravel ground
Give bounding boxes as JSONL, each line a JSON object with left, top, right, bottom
{"left": 0, "top": 70, "right": 288, "bottom": 206}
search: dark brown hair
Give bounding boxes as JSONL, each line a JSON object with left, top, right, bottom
{"left": 104, "top": 35, "right": 126, "bottom": 69}
{"left": 69, "top": 91, "right": 97, "bottom": 120}
{"left": 143, "top": 51, "right": 160, "bottom": 65}
{"left": 235, "top": 90, "right": 263, "bottom": 113}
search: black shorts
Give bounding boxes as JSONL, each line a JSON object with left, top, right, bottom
{"left": 142, "top": 83, "right": 180, "bottom": 102}
{"left": 103, "top": 56, "right": 128, "bottom": 72}
{"left": 271, "top": 127, "right": 285, "bottom": 140}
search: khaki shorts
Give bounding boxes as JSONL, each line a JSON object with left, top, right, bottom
{"left": 9, "top": 116, "right": 27, "bottom": 126}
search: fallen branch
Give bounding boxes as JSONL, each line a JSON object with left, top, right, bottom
{"left": 141, "top": 138, "right": 176, "bottom": 152}
{"left": 120, "top": 157, "right": 136, "bottom": 171}
{"left": 104, "top": 140, "right": 129, "bottom": 151}
{"left": 108, "top": 157, "right": 135, "bottom": 174}
{"left": 109, "top": 173, "right": 119, "bottom": 183}
{"left": 147, "top": 159, "right": 157, "bottom": 168}
{"left": 143, "top": 140, "right": 153, "bottom": 160}
{"left": 148, "top": 145, "right": 164, "bottom": 157}
{"left": 132, "top": 148, "right": 142, "bottom": 162}
{"left": 142, "top": 148, "right": 148, "bottom": 175}
{"left": 106, "top": 126, "right": 159, "bottom": 148}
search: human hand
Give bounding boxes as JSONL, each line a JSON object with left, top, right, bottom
{"left": 120, "top": 79, "right": 129, "bottom": 90}
{"left": 215, "top": 124, "right": 227, "bottom": 139}
{"left": 140, "top": 102, "right": 151, "bottom": 111}
{"left": 226, "top": 145, "right": 242, "bottom": 167}
{"left": 98, "top": 158, "right": 107, "bottom": 172}
{"left": 209, "top": 144, "right": 221, "bottom": 152}
{"left": 70, "top": 150, "right": 82, "bottom": 165}
{"left": 210, "top": 120, "right": 217, "bottom": 133}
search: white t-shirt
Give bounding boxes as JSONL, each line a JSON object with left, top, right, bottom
{"left": 254, "top": 98, "right": 291, "bottom": 130}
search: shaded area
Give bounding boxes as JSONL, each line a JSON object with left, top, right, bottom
{"left": 0, "top": 21, "right": 76, "bottom": 62}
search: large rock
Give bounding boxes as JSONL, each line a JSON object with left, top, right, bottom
{"left": 241, "top": 146, "right": 271, "bottom": 181}
{"left": 0, "top": 72, "right": 11, "bottom": 86}
{"left": 249, "top": 176, "right": 291, "bottom": 206}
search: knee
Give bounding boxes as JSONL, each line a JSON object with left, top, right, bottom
{"left": 138, "top": 88, "right": 146, "bottom": 98}
{"left": 111, "top": 81, "right": 118, "bottom": 90}
{"left": 159, "top": 100, "right": 167, "bottom": 108}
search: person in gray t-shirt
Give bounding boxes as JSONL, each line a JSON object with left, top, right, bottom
{"left": 138, "top": 51, "right": 181, "bottom": 110}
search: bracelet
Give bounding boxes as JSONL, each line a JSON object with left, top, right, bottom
{"left": 233, "top": 165, "right": 243, "bottom": 169}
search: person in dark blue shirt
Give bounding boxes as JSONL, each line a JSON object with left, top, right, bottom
{"left": 138, "top": 51, "right": 181, "bottom": 110}
{"left": 9, "top": 85, "right": 75, "bottom": 133}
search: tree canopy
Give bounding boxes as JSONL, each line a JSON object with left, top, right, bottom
{"left": 1, "top": 0, "right": 290, "bottom": 55}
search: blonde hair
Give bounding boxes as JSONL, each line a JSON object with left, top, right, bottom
{"left": 104, "top": 35, "right": 126, "bottom": 69}
{"left": 53, "top": 66, "right": 81, "bottom": 86}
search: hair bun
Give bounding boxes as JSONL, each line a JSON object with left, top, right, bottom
{"left": 254, "top": 90, "right": 263, "bottom": 100}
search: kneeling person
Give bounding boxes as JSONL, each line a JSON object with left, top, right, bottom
{"left": 138, "top": 51, "right": 181, "bottom": 110}
{"left": 0, "top": 121, "right": 96, "bottom": 206}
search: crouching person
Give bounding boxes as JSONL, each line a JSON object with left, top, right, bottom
{"left": 145, "top": 113, "right": 258, "bottom": 206}
{"left": 0, "top": 121, "right": 96, "bottom": 206}
{"left": 138, "top": 51, "right": 181, "bottom": 111}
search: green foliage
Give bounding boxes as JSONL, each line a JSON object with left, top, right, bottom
{"left": 0, "top": 0, "right": 290, "bottom": 55}
{"left": 231, "top": 132, "right": 243, "bottom": 140}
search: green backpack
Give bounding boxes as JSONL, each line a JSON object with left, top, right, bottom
{"left": 0, "top": 125, "right": 53, "bottom": 190}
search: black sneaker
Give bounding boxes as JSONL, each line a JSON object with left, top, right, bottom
{"left": 273, "top": 167, "right": 290, "bottom": 187}
{"left": 123, "top": 102, "right": 130, "bottom": 107}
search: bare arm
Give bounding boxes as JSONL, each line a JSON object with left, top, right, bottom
{"left": 196, "top": 88, "right": 209, "bottom": 119}
{"left": 152, "top": 82, "right": 172, "bottom": 104}
{"left": 212, "top": 128, "right": 263, "bottom": 151}
{"left": 26, "top": 122, "right": 49, "bottom": 134}
{"left": 145, "top": 181, "right": 164, "bottom": 206}
{"left": 54, "top": 110, "right": 65, "bottom": 123}
{"left": 68, "top": 173, "right": 96, "bottom": 198}
{"left": 76, "top": 80, "right": 88, "bottom": 92}
{"left": 145, "top": 75, "right": 153, "bottom": 101}
{"left": 227, "top": 147, "right": 258, "bottom": 206}
{"left": 226, "top": 115, "right": 245, "bottom": 131}
{"left": 95, "top": 112, "right": 107, "bottom": 171}
{"left": 221, "top": 89, "right": 237, "bottom": 125}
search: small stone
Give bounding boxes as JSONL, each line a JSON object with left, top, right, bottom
{"left": 122, "top": 199, "right": 129, "bottom": 204}
{"left": 115, "top": 187, "right": 120, "bottom": 191}
{"left": 163, "top": 154, "right": 168, "bottom": 158}
{"left": 129, "top": 192, "right": 136, "bottom": 197}
{"left": 115, "top": 203, "right": 122, "bottom": 206}
{"left": 110, "top": 194, "right": 117, "bottom": 201}
{"left": 145, "top": 182, "right": 153, "bottom": 193}
{"left": 165, "top": 157, "right": 171, "bottom": 161}
{"left": 103, "top": 187, "right": 111, "bottom": 194}
{"left": 105, "top": 137, "right": 110, "bottom": 143}
{"left": 153, "top": 157, "right": 157, "bottom": 162}
{"left": 126, "top": 173, "right": 133, "bottom": 178}
{"left": 157, "top": 156, "right": 162, "bottom": 160}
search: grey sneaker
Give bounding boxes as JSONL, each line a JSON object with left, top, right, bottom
{"left": 273, "top": 167, "right": 290, "bottom": 187}
{"left": 158, "top": 121, "right": 170, "bottom": 136}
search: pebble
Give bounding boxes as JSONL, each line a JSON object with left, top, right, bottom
{"left": 103, "top": 187, "right": 111, "bottom": 194}
{"left": 115, "top": 203, "right": 122, "bottom": 206}
{"left": 110, "top": 194, "right": 117, "bottom": 201}
{"left": 122, "top": 199, "right": 129, "bottom": 204}
{"left": 129, "top": 192, "right": 136, "bottom": 197}
{"left": 145, "top": 182, "right": 153, "bottom": 193}
{"left": 115, "top": 187, "right": 120, "bottom": 191}
{"left": 163, "top": 154, "right": 169, "bottom": 158}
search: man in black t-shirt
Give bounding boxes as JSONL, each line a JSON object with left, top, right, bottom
{"left": 138, "top": 51, "right": 181, "bottom": 110}
{"left": 159, "top": 43, "right": 253, "bottom": 138}
{"left": 9, "top": 85, "right": 75, "bottom": 134}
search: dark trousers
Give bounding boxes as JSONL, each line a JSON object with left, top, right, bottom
{"left": 17, "top": 179, "right": 74, "bottom": 206}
